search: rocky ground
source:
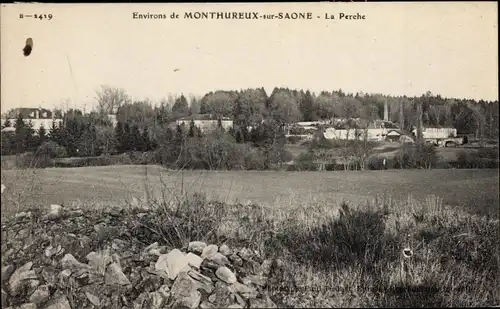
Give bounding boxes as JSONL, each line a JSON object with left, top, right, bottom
{"left": 1, "top": 205, "right": 283, "bottom": 309}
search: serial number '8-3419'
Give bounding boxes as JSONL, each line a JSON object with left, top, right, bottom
{"left": 19, "top": 13, "right": 53, "bottom": 20}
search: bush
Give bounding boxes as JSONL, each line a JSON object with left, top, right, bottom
{"left": 286, "top": 136, "right": 304, "bottom": 144}
{"left": 269, "top": 202, "right": 396, "bottom": 271}
{"left": 15, "top": 152, "right": 53, "bottom": 169}
{"left": 394, "top": 143, "right": 438, "bottom": 169}
{"left": 294, "top": 151, "right": 318, "bottom": 171}
{"left": 242, "top": 145, "right": 266, "bottom": 170}
{"left": 127, "top": 151, "right": 157, "bottom": 165}
{"left": 477, "top": 147, "right": 499, "bottom": 160}
{"left": 367, "top": 156, "right": 385, "bottom": 170}
{"left": 35, "top": 141, "right": 67, "bottom": 159}
{"left": 454, "top": 150, "right": 500, "bottom": 169}
{"left": 132, "top": 193, "right": 229, "bottom": 247}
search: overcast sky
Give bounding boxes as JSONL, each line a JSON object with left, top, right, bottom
{"left": 1, "top": 2, "right": 498, "bottom": 113}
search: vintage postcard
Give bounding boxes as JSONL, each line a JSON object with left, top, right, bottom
{"left": 1, "top": 2, "right": 498, "bottom": 308}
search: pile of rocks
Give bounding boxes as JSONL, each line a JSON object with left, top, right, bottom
{"left": 1, "top": 206, "right": 281, "bottom": 309}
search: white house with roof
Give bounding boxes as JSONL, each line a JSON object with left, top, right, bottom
{"left": 1, "top": 108, "right": 63, "bottom": 135}
{"left": 175, "top": 114, "right": 233, "bottom": 133}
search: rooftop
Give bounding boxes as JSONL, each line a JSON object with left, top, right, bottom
{"left": 177, "top": 114, "right": 233, "bottom": 121}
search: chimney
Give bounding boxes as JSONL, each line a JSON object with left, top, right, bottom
{"left": 383, "top": 100, "right": 389, "bottom": 122}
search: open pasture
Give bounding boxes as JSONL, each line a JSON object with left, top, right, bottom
{"left": 1, "top": 165, "right": 498, "bottom": 219}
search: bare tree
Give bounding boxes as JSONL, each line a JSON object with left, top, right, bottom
{"left": 428, "top": 104, "right": 444, "bottom": 126}
{"left": 415, "top": 100, "right": 423, "bottom": 143}
{"left": 442, "top": 101, "right": 453, "bottom": 126}
{"left": 95, "top": 85, "right": 130, "bottom": 115}
{"left": 399, "top": 101, "right": 405, "bottom": 130}
{"left": 468, "top": 103, "right": 486, "bottom": 139}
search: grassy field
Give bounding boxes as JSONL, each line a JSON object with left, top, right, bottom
{"left": 1, "top": 165, "right": 498, "bottom": 219}
{"left": 1, "top": 165, "right": 499, "bottom": 307}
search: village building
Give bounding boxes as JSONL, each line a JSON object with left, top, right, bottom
{"left": 321, "top": 119, "right": 400, "bottom": 141}
{"left": 385, "top": 129, "right": 414, "bottom": 143}
{"left": 175, "top": 114, "right": 234, "bottom": 133}
{"left": 1, "top": 107, "right": 63, "bottom": 134}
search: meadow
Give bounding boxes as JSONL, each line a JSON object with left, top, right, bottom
{"left": 1, "top": 165, "right": 498, "bottom": 219}
{"left": 1, "top": 165, "right": 499, "bottom": 307}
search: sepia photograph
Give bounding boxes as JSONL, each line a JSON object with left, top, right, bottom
{"left": 0, "top": 2, "right": 498, "bottom": 308}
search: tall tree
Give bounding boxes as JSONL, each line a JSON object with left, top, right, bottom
{"left": 130, "top": 124, "right": 144, "bottom": 151}
{"left": 142, "top": 125, "right": 151, "bottom": 151}
{"left": 188, "top": 119, "right": 196, "bottom": 137}
{"left": 14, "top": 113, "right": 27, "bottom": 153}
{"left": 299, "top": 90, "right": 317, "bottom": 121}
{"left": 172, "top": 94, "right": 189, "bottom": 119}
{"left": 95, "top": 85, "right": 130, "bottom": 115}
{"left": 38, "top": 124, "right": 47, "bottom": 147}
{"left": 201, "top": 91, "right": 237, "bottom": 118}
{"left": 267, "top": 88, "right": 302, "bottom": 126}
{"left": 122, "top": 122, "right": 131, "bottom": 152}
{"left": 233, "top": 88, "right": 268, "bottom": 133}
{"left": 189, "top": 96, "right": 201, "bottom": 116}
{"left": 114, "top": 121, "right": 125, "bottom": 153}
{"left": 116, "top": 100, "right": 155, "bottom": 130}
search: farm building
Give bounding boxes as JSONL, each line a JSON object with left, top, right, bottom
{"left": 323, "top": 127, "right": 388, "bottom": 141}
{"left": 412, "top": 127, "right": 457, "bottom": 139}
{"left": 1, "top": 107, "right": 63, "bottom": 134}
{"left": 385, "top": 129, "right": 414, "bottom": 143}
{"left": 295, "top": 120, "right": 332, "bottom": 127}
{"left": 176, "top": 114, "right": 233, "bottom": 133}
{"left": 322, "top": 120, "right": 400, "bottom": 142}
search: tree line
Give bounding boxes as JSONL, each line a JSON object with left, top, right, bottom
{"left": 1, "top": 101, "right": 291, "bottom": 170}
{"left": 1, "top": 85, "right": 498, "bottom": 170}
{"left": 77, "top": 85, "right": 499, "bottom": 138}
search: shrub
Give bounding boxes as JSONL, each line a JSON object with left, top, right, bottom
{"left": 35, "top": 141, "right": 67, "bottom": 159}
{"left": 132, "top": 192, "right": 229, "bottom": 247}
{"left": 455, "top": 150, "right": 500, "bottom": 169}
{"left": 15, "top": 152, "right": 52, "bottom": 169}
{"left": 294, "top": 151, "right": 318, "bottom": 171}
{"left": 367, "top": 156, "right": 382, "bottom": 170}
{"left": 242, "top": 145, "right": 266, "bottom": 170}
{"left": 127, "top": 151, "right": 157, "bottom": 165}
{"left": 286, "top": 136, "right": 304, "bottom": 144}
{"left": 269, "top": 202, "right": 397, "bottom": 271}
{"left": 394, "top": 143, "right": 438, "bottom": 169}
{"left": 477, "top": 147, "right": 499, "bottom": 160}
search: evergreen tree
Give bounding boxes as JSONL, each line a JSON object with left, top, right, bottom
{"left": 300, "top": 90, "right": 316, "bottom": 121}
{"left": 164, "top": 127, "right": 174, "bottom": 144}
{"left": 188, "top": 119, "right": 196, "bottom": 137}
{"left": 38, "top": 124, "right": 47, "bottom": 147}
{"left": 14, "top": 113, "right": 27, "bottom": 154}
{"left": 62, "top": 117, "right": 80, "bottom": 156}
{"left": 49, "top": 121, "right": 61, "bottom": 144}
{"left": 25, "top": 121, "right": 37, "bottom": 152}
{"left": 77, "top": 121, "right": 98, "bottom": 156}
{"left": 142, "top": 124, "right": 151, "bottom": 151}
{"left": 172, "top": 94, "right": 189, "bottom": 118}
{"left": 130, "top": 124, "right": 143, "bottom": 151}
{"left": 114, "top": 121, "right": 124, "bottom": 153}
{"left": 122, "top": 122, "right": 131, "bottom": 152}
